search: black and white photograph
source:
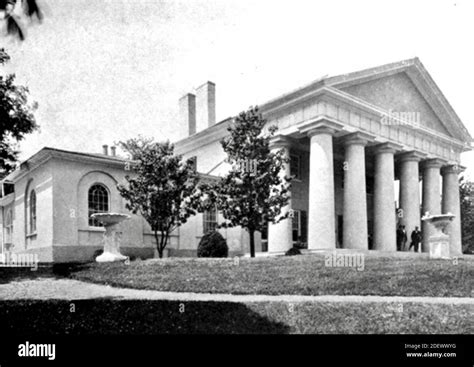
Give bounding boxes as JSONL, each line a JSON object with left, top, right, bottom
{"left": 0, "top": 0, "right": 473, "bottom": 365}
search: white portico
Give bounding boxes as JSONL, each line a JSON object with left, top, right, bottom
{"left": 261, "top": 58, "right": 472, "bottom": 255}
{"left": 173, "top": 57, "right": 472, "bottom": 258}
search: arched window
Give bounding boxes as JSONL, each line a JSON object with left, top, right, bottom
{"left": 88, "top": 184, "right": 109, "bottom": 226}
{"left": 29, "top": 190, "right": 36, "bottom": 234}
{"left": 5, "top": 209, "right": 13, "bottom": 244}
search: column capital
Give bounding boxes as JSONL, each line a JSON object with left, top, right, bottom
{"left": 298, "top": 118, "right": 344, "bottom": 137}
{"left": 397, "top": 150, "right": 427, "bottom": 163}
{"left": 441, "top": 164, "right": 466, "bottom": 175}
{"left": 373, "top": 142, "right": 403, "bottom": 154}
{"left": 269, "top": 135, "right": 291, "bottom": 149}
{"left": 341, "top": 131, "right": 375, "bottom": 147}
{"left": 421, "top": 158, "right": 446, "bottom": 170}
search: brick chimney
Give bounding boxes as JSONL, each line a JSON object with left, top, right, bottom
{"left": 196, "top": 81, "right": 216, "bottom": 132}
{"left": 179, "top": 93, "right": 196, "bottom": 136}
{"left": 102, "top": 145, "right": 108, "bottom": 156}
{"left": 110, "top": 146, "right": 116, "bottom": 157}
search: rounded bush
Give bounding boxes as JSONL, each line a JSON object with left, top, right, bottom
{"left": 197, "top": 231, "right": 229, "bottom": 258}
{"left": 285, "top": 246, "right": 301, "bottom": 256}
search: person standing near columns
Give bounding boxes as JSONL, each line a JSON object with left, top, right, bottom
{"left": 421, "top": 159, "right": 444, "bottom": 252}
{"left": 267, "top": 136, "right": 293, "bottom": 253}
{"left": 409, "top": 226, "right": 422, "bottom": 252}
{"left": 441, "top": 164, "right": 464, "bottom": 256}
{"left": 373, "top": 142, "right": 400, "bottom": 251}
{"left": 299, "top": 119, "right": 343, "bottom": 250}
{"left": 342, "top": 132, "right": 373, "bottom": 250}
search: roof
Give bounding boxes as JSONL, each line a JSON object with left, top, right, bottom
{"left": 4, "top": 147, "right": 129, "bottom": 182}
{"left": 2, "top": 146, "right": 218, "bottom": 184}
{"left": 176, "top": 57, "right": 473, "bottom": 150}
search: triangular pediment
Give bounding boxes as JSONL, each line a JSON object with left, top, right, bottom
{"left": 340, "top": 73, "right": 450, "bottom": 136}
{"left": 324, "top": 59, "right": 472, "bottom": 143}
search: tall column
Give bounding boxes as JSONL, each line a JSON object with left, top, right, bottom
{"left": 421, "top": 159, "right": 443, "bottom": 252}
{"left": 398, "top": 151, "right": 425, "bottom": 251}
{"left": 342, "top": 132, "right": 373, "bottom": 250}
{"left": 373, "top": 143, "right": 399, "bottom": 251}
{"left": 441, "top": 164, "right": 464, "bottom": 256}
{"left": 267, "top": 136, "right": 293, "bottom": 253}
{"left": 299, "top": 120, "right": 342, "bottom": 250}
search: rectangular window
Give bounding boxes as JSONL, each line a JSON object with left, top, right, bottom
{"left": 203, "top": 207, "right": 218, "bottom": 234}
{"left": 290, "top": 154, "right": 301, "bottom": 180}
{"left": 291, "top": 210, "right": 308, "bottom": 247}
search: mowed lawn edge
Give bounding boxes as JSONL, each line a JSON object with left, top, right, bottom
{"left": 67, "top": 254, "right": 474, "bottom": 298}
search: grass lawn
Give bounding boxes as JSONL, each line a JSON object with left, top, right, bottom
{"left": 1, "top": 299, "right": 471, "bottom": 334}
{"left": 66, "top": 253, "right": 474, "bottom": 297}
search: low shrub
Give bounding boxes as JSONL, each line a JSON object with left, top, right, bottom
{"left": 197, "top": 231, "right": 228, "bottom": 258}
{"left": 285, "top": 247, "right": 301, "bottom": 256}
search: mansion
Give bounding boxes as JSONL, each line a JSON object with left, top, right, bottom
{"left": 0, "top": 58, "right": 472, "bottom": 262}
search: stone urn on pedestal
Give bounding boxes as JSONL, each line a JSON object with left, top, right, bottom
{"left": 421, "top": 212, "right": 455, "bottom": 259}
{"left": 91, "top": 213, "right": 130, "bottom": 262}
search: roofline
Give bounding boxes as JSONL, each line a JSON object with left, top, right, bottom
{"left": 175, "top": 57, "right": 472, "bottom": 147}
{"left": 325, "top": 57, "right": 472, "bottom": 143}
{"left": 411, "top": 58, "right": 473, "bottom": 142}
{"left": 4, "top": 147, "right": 130, "bottom": 182}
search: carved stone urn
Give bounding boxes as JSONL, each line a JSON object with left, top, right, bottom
{"left": 91, "top": 213, "right": 130, "bottom": 262}
{"left": 421, "top": 213, "right": 454, "bottom": 259}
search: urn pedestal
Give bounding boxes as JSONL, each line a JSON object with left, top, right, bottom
{"left": 421, "top": 213, "right": 454, "bottom": 259}
{"left": 91, "top": 213, "right": 130, "bottom": 262}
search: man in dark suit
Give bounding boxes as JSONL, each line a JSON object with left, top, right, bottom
{"left": 409, "top": 226, "right": 422, "bottom": 253}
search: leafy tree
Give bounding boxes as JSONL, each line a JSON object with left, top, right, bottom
{"left": 0, "top": 48, "right": 38, "bottom": 177}
{"left": 459, "top": 175, "right": 474, "bottom": 254}
{"left": 117, "top": 137, "right": 200, "bottom": 258}
{"left": 1, "top": 0, "right": 43, "bottom": 41}
{"left": 202, "top": 106, "right": 291, "bottom": 258}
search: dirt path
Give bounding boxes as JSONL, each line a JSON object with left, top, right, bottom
{"left": 0, "top": 278, "right": 473, "bottom": 305}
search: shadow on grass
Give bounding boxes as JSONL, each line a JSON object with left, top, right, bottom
{"left": 0, "top": 263, "right": 93, "bottom": 284}
{"left": 0, "top": 299, "right": 290, "bottom": 334}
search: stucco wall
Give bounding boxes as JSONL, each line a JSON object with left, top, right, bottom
{"left": 9, "top": 165, "right": 54, "bottom": 261}
{"left": 50, "top": 157, "right": 183, "bottom": 261}
{"left": 181, "top": 141, "right": 230, "bottom": 177}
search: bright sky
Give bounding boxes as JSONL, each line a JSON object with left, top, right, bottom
{"left": 2, "top": 0, "right": 474, "bottom": 178}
